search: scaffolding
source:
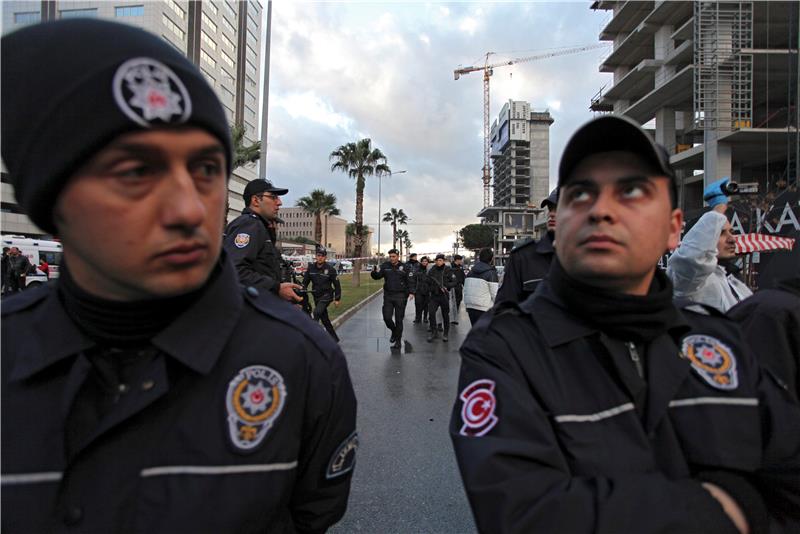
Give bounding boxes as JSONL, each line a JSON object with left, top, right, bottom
{"left": 693, "top": 1, "right": 754, "bottom": 131}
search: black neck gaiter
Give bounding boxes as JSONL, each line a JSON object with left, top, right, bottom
{"left": 57, "top": 263, "right": 217, "bottom": 348}
{"left": 548, "top": 257, "right": 685, "bottom": 343}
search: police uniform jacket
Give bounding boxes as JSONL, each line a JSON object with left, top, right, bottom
{"left": 450, "top": 263, "right": 466, "bottom": 287}
{"left": 303, "top": 261, "right": 342, "bottom": 302}
{"left": 370, "top": 261, "right": 410, "bottom": 296}
{"left": 223, "top": 207, "right": 282, "bottom": 293}
{"left": 1, "top": 255, "right": 358, "bottom": 534}
{"left": 451, "top": 281, "right": 800, "bottom": 534}
{"left": 406, "top": 259, "right": 423, "bottom": 294}
{"left": 426, "top": 264, "right": 456, "bottom": 298}
{"left": 495, "top": 231, "right": 554, "bottom": 304}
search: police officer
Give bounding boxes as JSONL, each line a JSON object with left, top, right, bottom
{"left": 371, "top": 248, "right": 411, "bottom": 349}
{"left": 412, "top": 256, "right": 431, "bottom": 324}
{"left": 224, "top": 179, "right": 302, "bottom": 303}
{"left": 449, "top": 255, "right": 466, "bottom": 324}
{"left": 1, "top": 19, "right": 357, "bottom": 533}
{"left": 426, "top": 254, "right": 456, "bottom": 343}
{"left": 450, "top": 115, "right": 800, "bottom": 534}
{"left": 495, "top": 188, "right": 557, "bottom": 304}
{"left": 303, "top": 247, "right": 342, "bottom": 342}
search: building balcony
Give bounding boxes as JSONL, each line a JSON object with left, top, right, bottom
{"left": 623, "top": 64, "right": 693, "bottom": 123}
{"left": 599, "top": 0, "right": 654, "bottom": 40}
{"left": 602, "top": 58, "right": 663, "bottom": 104}
{"left": 642, "top": 0, "right": 692, "bottom": 27}
{"left": 600, "top": 21, "right": 656, "bottom": 72}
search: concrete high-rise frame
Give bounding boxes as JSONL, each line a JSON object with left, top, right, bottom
{"left": 589, "top": 1, "right": 799, "bottom": 215}
{"left": 1, "top": 0, "right": 266, "bottom": 235}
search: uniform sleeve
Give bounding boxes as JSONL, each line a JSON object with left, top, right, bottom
{"left": 667, "top": 211, "right": 726, "bottom": 298}
{"left": 370, "top": 264, "right": 384, "bottom": 280}
{"left": 450, "top": 326, "right": 739, "bottom": 534}
{"left": 495, "top": 253, "right": 523, "bottom": 304}
{"left": 302, "top": 266, "right": 312, "bottom": 290}
{"left": 444, "top": 268, "right": 457, "bottom": 290}
{"left": 223, "top": 217, "right": 278, "bottom": 293}
{"left": 290, "top": 345, "right": 358, "bottom": 534}
{"left": 331, "top": 269, "right": 342, "bottom": 301}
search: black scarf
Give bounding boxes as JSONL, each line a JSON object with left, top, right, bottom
{"left": 548, "top": 258, "right": 686, "bottom": 343}
{"left": 58, "top": 262, "right": 218, "bottom": 348}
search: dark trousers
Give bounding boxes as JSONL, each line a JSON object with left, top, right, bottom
{"left": 454, "top": 285, "right": 463, "bottom": 311}
{"left": 382, "top": 293, "right": 408, "bottom": 338}
{"left": 428, "top": 294, "right": 449, "bottom": 334}
{"left": 414, "top": 292, "right": 430, "bottom": 321}
{"left": 467, "top": 308, "right": 484, "bottom": 326}
{"left": 313, "top": 296, "right": 339, "bottom": 341}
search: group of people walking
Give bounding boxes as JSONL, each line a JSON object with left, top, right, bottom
{"left": 372, "top": 250, "right": 466, "bottom": 347}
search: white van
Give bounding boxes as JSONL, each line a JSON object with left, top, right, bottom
{"left": 2, "top": 235, "right": 63, "bottom": 287}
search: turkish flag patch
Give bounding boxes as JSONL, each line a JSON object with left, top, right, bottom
{"left": 459, "top": 379, "right": 498, "bottom": 437}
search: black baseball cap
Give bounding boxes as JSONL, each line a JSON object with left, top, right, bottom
{"left": 540, "top": 188, "right": 559, "bottom": 209}
{"left": 315, "top": 246, "right": 327, "bottom": 256}
{"left": 243, "top": 179, "right": 289, "bottom": 205}
{"left": 558, "top": 115, "right": 677, "bottom": 206}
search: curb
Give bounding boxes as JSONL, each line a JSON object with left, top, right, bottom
{"left": 332, "top": 288, "right": 383, "bottom": 329}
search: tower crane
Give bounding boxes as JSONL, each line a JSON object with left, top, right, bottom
{"left": 454, "top": 43, "right": 609, "bottom": 208}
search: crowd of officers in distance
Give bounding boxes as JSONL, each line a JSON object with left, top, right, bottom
{"left": 2, "top": 17, "right": 800, "bottom": 534}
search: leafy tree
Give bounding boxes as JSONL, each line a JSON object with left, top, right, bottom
{"left": 296, "top": 189, "right": 338, "bottom": 244}
{"left": 381, "top": 207, "right": 409, "bottom": 250}
{"left": 287, "top": 236, "right": 317, "bottom": 245}
{"left": 231, "top": 123, "right": 261, "bottom": 169}
{"left": 459, "top": 224, "right": 495, "bottom": 251}
{"left": 330, "top": 139, "right": 391, "bottom": 285}
{"left": 345, "top": 222, "right": 371, "bottom": 258}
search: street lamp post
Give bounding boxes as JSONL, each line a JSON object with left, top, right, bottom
{"left": 378, "top": 169, "right": 407, "bottom": 256}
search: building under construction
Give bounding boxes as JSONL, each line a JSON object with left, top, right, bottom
{"left": 590, "top": 0, "right": 799, "bottom": 286}
{"left": 590, "top": 1, "right": 798, "bottom": 210}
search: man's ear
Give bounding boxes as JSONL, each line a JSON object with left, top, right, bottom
{"left": 667, "top": 208, "right": 683, "bottom": 251}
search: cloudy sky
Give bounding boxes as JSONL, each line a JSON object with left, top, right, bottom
{"left": 263, "top": 1, "right": 613, "bottom": 254}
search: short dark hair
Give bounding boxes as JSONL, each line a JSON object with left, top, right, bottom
{"left": 454, "top": 254, "right": 463, "bottom": 261}
{"left": 409, "top": 253, "right": 417, "bottom": 258}
{"left": 478, "top": 248, "right": 493, "bottom": 263}
{"left": 388, "top": 248, "right": 399, "bottom": 255}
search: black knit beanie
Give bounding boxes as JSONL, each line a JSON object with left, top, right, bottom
{"left": 1, "top": 19, "right": 232, "bottom": 235}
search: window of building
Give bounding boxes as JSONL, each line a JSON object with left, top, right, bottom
{"left": 248, "top": 1, "right": 260, "bottom": 16}
{"left": 247, "top": 43, "right": 258, "bottom": 60}
{"left": 245, "top": 59, "right": 257, "bottom": 78}
{"left": 220, "top": 84, "right": 235, "bottom": 101}
{"left": 162, "top": 14, "right": 185, "bottom": 40}
{"left": 220, "top": 33, "right": 235, "bottom": 50}
{"left": 245, "top": 104, "right": 257, "bottom": 120}
{"left": 221, "top": 16, "right": 236, "bottom": 35}
{"left": 14, "top": 11, "right": 40, "bottom": 24}
{"left": 200, "top": 67, "right": 215, "bottom": 86}
{"left": 245, "top": 75, "right": 257, "bottom": 89}
{"left": 201, "top": 30, "right": 216, "bottom": 51}
{"left": 202, "top": 12, "right": 217, "bottom": 33}
{"left": 60, "top": 8, "right": 98, "bottom": 19}
{"left": 162, "top": 34, "right": 184, "bottom": 51}
{"left": 245, "top": 120, "right": 257, "bottom": 135}
{"left": 224, "top": 104, "right": 235, "bottom": 119}
{"left": 115, "top": 5, "right": 144, "bottom": 17}
{"left": 220, "top": 51, "right": 235, "bottom": 70}
{"left": 222, "top": 1, "right": 237, "bottom": 20}
{"left": 221, "top": 68, "right": 235, "bottom": 85}
{"left": 248, "top": 8, "right": 259, "bottom": 27}
{"left": 204, "top": 1, "right": 218, "bottom": 15}
{"left": 245, "top": 89, "right": 256, "bottom": 106}
{"left": 200, "top": 49, "right": 216, "bottom": 68}
{"left": 166, "top": 0, "right": 185, "bottom": 20}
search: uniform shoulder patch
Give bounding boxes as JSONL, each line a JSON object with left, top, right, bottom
{"left": 326, "top": 431, "right": 358, "bottom": 479}
{"left": 234, "top": 233, "right": 251, "bottom": 248}
{"left": 459, "top": 379, "right": 499, "bottom": 437}
{"left": 681, "top": 334, "right": 738, "bottom": 390}
{"left": 226, "top": 365, "right": 286, "bottom": 451}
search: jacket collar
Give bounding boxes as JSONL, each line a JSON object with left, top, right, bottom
{"left": 10, "top": 253, "right": 243, "bottom": 381}
{"left": 517, "top": 281, "right": 597, "bottom": 347}
{"left": 536, "top": 232, "right": 555, "bottom": 255}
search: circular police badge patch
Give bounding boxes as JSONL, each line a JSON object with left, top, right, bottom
{"left": 459, "top": 379, "right": 498, "bottom": 437}
{"left": 234, "top": 233, "right": 250, "bottom": 248}
{"left": 681, "top": 334, "right": 738, "bottom": 390}
{"left": 226, "top": 366, "right": 286, "bottom": 451}
{"left": 112, "top": 57, "right": 192, "bottom": 127}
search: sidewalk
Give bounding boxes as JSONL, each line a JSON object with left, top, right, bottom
{"left": 331, "top": 295, "right": 477, "bottom": 533}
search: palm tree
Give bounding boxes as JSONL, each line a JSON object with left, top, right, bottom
{"left": 345, "top": 222, "right": 371, "bottom": 258}
{"left": 330, "top": 139, "right": 391, "bottom": 285}
{"left": 231, "top": 123, "right": 261, "bottom": 169}
{"left": 381, "top": 208, "right": 409, "bottom": 251}
{"left": 296, "top": 189, "right": 338, "bottom": 245}
{"left": 402, "top": 232, "right": 412, "bottom": 257}
{"left": 397, "top": 229, "right": 410, "bottom": 258}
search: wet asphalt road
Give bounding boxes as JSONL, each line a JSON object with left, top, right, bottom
{"left": 330, "top": 293, "right": 477, "bottom": 534}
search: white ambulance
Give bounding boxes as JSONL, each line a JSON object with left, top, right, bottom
{"left": 1, "top": 235, "right": 63, "bottom": 287}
